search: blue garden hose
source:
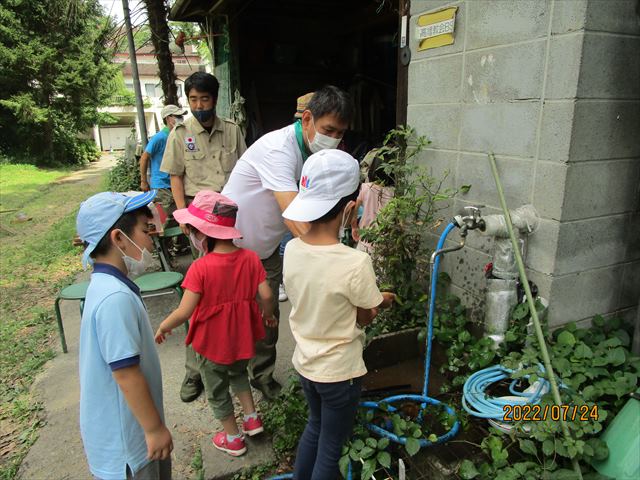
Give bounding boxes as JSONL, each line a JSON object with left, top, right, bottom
{"left": 462, "top": 365, "right": 550, "bottom": 419}
{"left": 361, "top": 222, "right": 461, "bottom": 447}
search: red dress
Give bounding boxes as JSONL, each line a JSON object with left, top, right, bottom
{"left": 182, "top": 248, "right": 266, "bottom": 365}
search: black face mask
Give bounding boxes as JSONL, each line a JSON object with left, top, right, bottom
{"left": 192, "top": 107, "right": 215, "bottom": 124}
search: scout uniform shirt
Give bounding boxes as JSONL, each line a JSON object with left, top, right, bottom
{"left": 160, "top": 115, "right": 247, "bottom": 195}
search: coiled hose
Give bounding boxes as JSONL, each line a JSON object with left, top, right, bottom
{"left": 462, "top": 365, "right": 549, "bottom": 419}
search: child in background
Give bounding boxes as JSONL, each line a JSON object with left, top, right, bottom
{"left": 351, "top": 155, "right": 395, "bottom": 254}
{"left": 154, "top": 191, "right": 274, "bottom": 457}
{"left": 282, "top": 150, "right": 395, "bottom": 479}
{"left": 76, "top": 190, "right": 172, "bottom": 480}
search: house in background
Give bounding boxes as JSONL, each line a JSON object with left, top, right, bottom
{"left": 95, "top": 43, "right": 207, "bottom": 151}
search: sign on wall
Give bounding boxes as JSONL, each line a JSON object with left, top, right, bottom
{"left": 416, "top": 6, "right": 458, "bottom": 51}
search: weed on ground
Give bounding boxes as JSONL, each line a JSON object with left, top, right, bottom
{"left": 0, "top": 161, "right": 107, "bottom": 479}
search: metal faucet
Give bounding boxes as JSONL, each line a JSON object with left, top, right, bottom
{"left": 429, "top": 206, "right": 486, "bottom": 265}
{"left": 453, "top": 205, "right": 486, "bottom": 235}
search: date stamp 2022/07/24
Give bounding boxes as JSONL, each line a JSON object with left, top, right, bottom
{"left": 502, "top": 404, "right": 599, "bottom": 422}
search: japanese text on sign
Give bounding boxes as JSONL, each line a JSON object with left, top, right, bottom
{"left": 416, "top": 18, "right": 455, "bottom": 40}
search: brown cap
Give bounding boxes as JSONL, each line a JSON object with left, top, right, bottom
{"left": 294, "top": 92, "right": 315, "bottom": 119}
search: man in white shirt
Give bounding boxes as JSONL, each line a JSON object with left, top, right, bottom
{"left": 222, "top": 85, "right": 353, "bottom": 399}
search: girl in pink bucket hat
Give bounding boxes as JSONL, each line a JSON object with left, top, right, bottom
{"left": 154, "top": 190, "right": 276, "bottom": 457}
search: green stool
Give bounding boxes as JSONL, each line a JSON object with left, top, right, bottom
{"left": 135, "top": 271, "right": 186, "bottom": 332}
{"left": 134, "top": 271, "right": 184, "bottom": 299}
{"left": 54, "top": 281, "right": 90, "bottom": 353}
{"left": 154, "top": 226, "right": 196, "bottom": 272}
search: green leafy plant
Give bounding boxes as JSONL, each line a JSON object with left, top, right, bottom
{"left": 340, "top": 430, "right": 392, "bottom": 480}
{"left": 458, "top": 315, "right": 639, "bottom": 479}
{"left": 261, "top": 375, "right": 309, "bottom": 458}
{"left": 231, "top": 463, "right": 278, "bottom": 480}
{"left": 362, "top": 126, "right": 459, "bottom": 336}
{"left": 342, "top": 401, "right": 458, "bottom": 479}
{"left": 190, "top": 447, "right": 204, "bottom": 480}
{"left": 106, "top": 153, "right": 140, "bottom": 192}
{"left": 340, "top": 414, "right": 399, "bottom": 480}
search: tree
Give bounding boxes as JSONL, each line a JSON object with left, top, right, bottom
{"left": 142, "top": 0, "right": 179, "bottom": 106}
{"left": 0, "top": 0, "right": 118, "bottom": 165}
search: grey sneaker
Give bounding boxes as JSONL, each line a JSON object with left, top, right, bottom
{"left": 251, "top": 379, "right": 282, "bottom": 401}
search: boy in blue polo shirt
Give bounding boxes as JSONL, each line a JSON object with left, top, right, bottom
{"left": 76, "top": 191, "right": 172, "bottom": 480}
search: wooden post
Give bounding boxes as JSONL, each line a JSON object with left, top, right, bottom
{"left": 396, "top": 0, "right": 410, "bottom": 127}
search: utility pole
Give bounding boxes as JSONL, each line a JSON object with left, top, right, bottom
{"left": 122, "top": 0, "right": 148, "bottom": 147}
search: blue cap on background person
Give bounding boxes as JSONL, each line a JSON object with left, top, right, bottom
{"left": 282, "top": 149, "right": 359, "bottom": 222}
{"left": 77, "top": 191, "right": 156, "bottom": 268}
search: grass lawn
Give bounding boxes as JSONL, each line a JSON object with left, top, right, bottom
{"left": 0, "top": 162, "right": 107, "bottom": 479}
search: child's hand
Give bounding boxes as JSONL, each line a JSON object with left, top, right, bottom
{"left": 380, "top": 292, "right": 396, "bottom": 308}
{"left": 154, "top": 326, "right": 172, "bottom": 344}
{"left": 264, "top": 314, "right": 278, "bottom": 328}
{"left": 144, "top": 424, "right": 173, "bottom": 460}
{"left": 356, "top": 306, "right": 378, "bottom": 327}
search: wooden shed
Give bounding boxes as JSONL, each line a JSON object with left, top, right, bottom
{"left": 169, "top": 0, "right": 410, "bottom": 153}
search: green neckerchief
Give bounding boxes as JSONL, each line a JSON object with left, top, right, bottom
{"left": 294, "top": 119, "right": 309, "bottom": 163}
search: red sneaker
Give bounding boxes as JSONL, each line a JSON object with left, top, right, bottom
{"left": 242, "top": 416, "right": 264, "bottom": 436}
{"left": 212, "top": 432, "right": 247, "bottom": 456}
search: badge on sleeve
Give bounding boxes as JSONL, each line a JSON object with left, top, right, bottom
{"left": 184, "top": 136, "right": 199, "bottom": 152}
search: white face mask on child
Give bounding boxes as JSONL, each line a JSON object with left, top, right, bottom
{"left": 116, "top": 231, "right": 155, "bottom": 277}
{"left": 189, "top": 231, "right": 208, "bottom": 253}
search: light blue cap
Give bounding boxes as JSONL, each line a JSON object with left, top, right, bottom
{"left": 76, "top": 190, "right": 157, "bottom": 268}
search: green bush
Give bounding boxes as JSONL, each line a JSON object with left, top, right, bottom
{"left": 67, "top": 139, "right": 100, "bottom": 164}
{"left": 362, "top": 126, "right": 460, "bottom": 336}
{"left": 262, "top": 376, "right": 308, "bottom": 458}
{"left": 106, "top": 154, "right": 140, "bottom": 192}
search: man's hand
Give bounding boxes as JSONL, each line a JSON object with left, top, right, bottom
{"left": 144, "top": 424, "right": 173, "bottom": 460}
{"left": 140, "top": 179, "right": 150, "bottom": 192}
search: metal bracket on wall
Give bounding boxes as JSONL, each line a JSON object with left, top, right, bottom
{"left": 400, "top": 46, "right": 412, "bottom": 66}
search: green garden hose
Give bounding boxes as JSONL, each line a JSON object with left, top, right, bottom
{"left": 488, "top": 153, "right": 583, "bottom": 480}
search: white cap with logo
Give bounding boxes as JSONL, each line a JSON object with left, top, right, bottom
{"left": 283, "top": 149, "right": 360, "bottom": 222}
{"left": 161, "top": 104, "right": 188, "bottom": 119}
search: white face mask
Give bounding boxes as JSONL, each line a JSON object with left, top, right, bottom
{"left": 309, "top": 118, "right": 342, "bottom": 153}
{"left": 116, "top": 231, "right": 155, "bottom": 277}
{"left": 189, "top": 231, "right": 208, "bottom": 254}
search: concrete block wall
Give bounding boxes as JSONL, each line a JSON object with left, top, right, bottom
{"left": 408, "top": 0, "right": 640, "bottom": 326}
